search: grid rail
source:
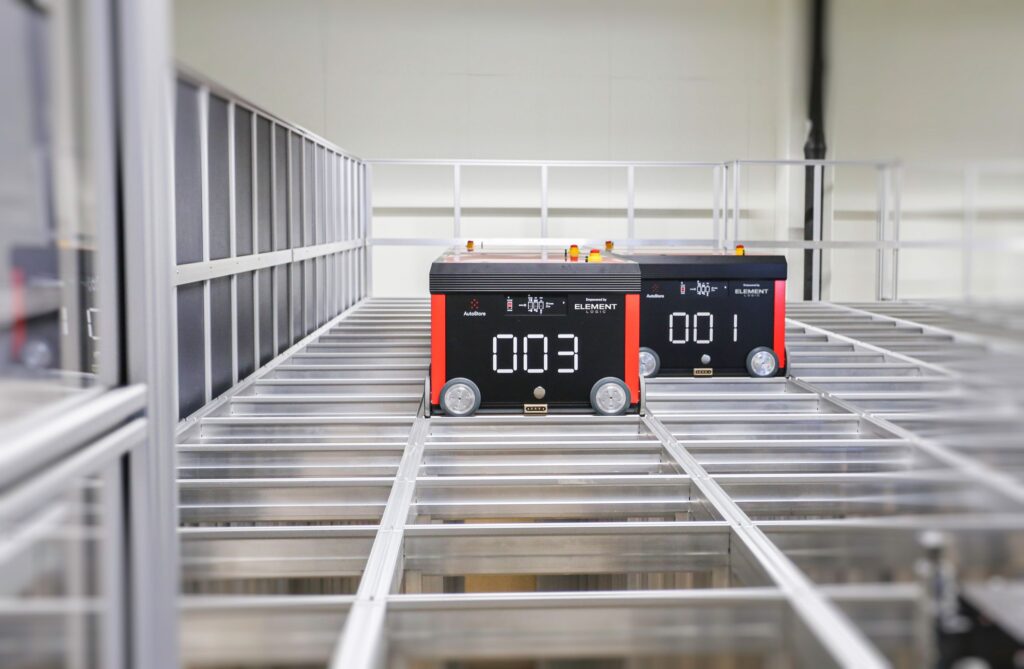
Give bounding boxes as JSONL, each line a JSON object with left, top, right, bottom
{"left": 178, "top": 298, "right": 1024, "bottom": 669}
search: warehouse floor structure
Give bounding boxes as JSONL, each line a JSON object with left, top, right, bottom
{"left": 176, "top": 297, "right": 1024, "bottom": 669}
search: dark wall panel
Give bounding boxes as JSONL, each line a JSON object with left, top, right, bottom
{"left": 304, "top": 259, "right": 315, "bottom": 334}
{"left": 303, "top": 139, "right": 314, "bottom": 246}
{"left": 325, "top": 153, "right": 334, "bottom": 243}
{"left": 273, "top": 125, "right": 288, "bottom": 250}
{"left": 235, "top": 107, "right": 253, "bottom": 256}
{"left": 289, "top": 132, "right": 302, "bottom": 247}
{"left": 176, "top": 283, "right": 205, "bottom": 418}
{"left": 209, "top": 277, "right": 233, "bottom": 397}
{"left": 316, "top": 145, "right": 326, "bottom": 244}
{"left": 317, "top": 257, "right": 327, "bottom": 326}
{"left": 256, "top": 117, "right": 272, "bottom": 253}
{"left": 258, "top": 268, "right": 273, "bottom": 365}
{"left": 275, "top": 265, "right": 289, "bottom": 354}
{"left": 174, "top": 81, "right": 203, "bottom": 265}
{"left": 291, "top": 263, "right": 303, "bottom": 344}
{"left": 208, "top": 95, "right": 231, "bottom": 260}
{"left": 237, "top": 271, "right": 255, "bottom": 379}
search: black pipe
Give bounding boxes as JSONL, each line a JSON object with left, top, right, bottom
{"left": 803, "top": 0, "right": 827, "bottom": 300}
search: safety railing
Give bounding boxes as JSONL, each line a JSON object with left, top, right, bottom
{"left": 366, "top": 158, "right": 1024, "bottom": 303}
{"left": 173, "top": 70, "right": 372, "bottom": 420}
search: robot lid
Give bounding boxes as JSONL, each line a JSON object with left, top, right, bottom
{"left": 429, "top": 247, "right": 640, "bottom": 293}
{"left": 615, "top": 251, "right": 787, "bottom": 280}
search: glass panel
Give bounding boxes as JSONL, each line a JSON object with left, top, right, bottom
{"left": 0, "top": 0, "right": 114, "bottom": 424}
{"left": 0, "top": 470, "right": 115, "bottom": 668}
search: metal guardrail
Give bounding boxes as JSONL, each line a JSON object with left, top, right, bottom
{"left": 365, "top": 158, "right": 1024, "bottom": 303}
{"left": 172, "top": 70, "right": 373, "bottom": 420}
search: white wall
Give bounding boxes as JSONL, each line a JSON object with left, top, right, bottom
{"left": 175, "top": 0, "right": 800, "bottom": 295}
{"left": 826, "top": 0, "right": 1024, "bottom": 300}
{"left": 175, "top": 0, "right": 1024, "bottom": 301}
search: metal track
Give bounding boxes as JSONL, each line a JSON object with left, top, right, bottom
{"left": 179, "top": 298, "right": 1024, "bottom": 669}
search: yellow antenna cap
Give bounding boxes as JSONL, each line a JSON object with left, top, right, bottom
{"left": 605, "top": 240, "right": 614, "bottom": 251}
{"left": 588, "top": 249, "right": 602, "bottom": 263}
{"left": 735, "top": 244, "right": 745, "bottom": 256}
{"left": 466, "top": 240, "right": 475, "bottom": 251}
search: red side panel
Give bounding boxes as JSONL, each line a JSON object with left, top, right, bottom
{"left": 624, "top": 293, "right": 640, "bottom": 403}
{"left": 430, "top": 294, "right": 446, "bottom": 405}
{"left": 10, "top": 268, "right": 26, "bottom": 357}
{"left": 773, "top": 280, "right": 786, "bottom": 370}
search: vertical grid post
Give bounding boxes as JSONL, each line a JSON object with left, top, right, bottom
{"left": 286, "top": 133, "right": 294, "bottom": 346}
{"left": 313, "top": 145, "right": 320, "bottom": 326}
{"left": 250, "top": 113, "right": 259, "bottom": 371}
{"left": 99, "top": 462, "right": 125, "bottom": 669}
{"left": 811, "top": 163, "right": 823, "bottom": 301}
{"left": 963, "top": 166, "right": 978, "bottom": 302}
{"left": 540, "top": 164, "right": 549, "bottom": 239}
{"left": 330, "top": 153, "right": 338, "bottom": 317}
{"left": 270, "top": 125, "right": 279, "bottom": 355}
{"left": 364, "top": 162, "right": 373, "bottom": 299}
{"left": 626, "top": 165, "right": 636, "bottom": 240}
{"left": 346, "top": 157, "right": 353, "bottom": 307}
{"left": 198, "top": 87, "right": 212, "bottom": 403}
{"left": 228, "top": 104, "right": 238, "bottom": 384}
{"left": 342, "top": 158, "right": 349, "bottom": 310}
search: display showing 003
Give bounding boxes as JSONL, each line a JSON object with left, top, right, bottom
{"left": 491, "top": 334, "right": 579, "bottom": 374}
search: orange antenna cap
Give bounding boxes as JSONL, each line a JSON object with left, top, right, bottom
{"left": 466, "top": 240, "right": 475, "bottom": 251}
{"left": 605, "top": 240, "right": 614, "bottom": 251}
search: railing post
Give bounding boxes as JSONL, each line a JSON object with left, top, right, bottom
{"left": 712, "top": 164, "right": 721, "bottom": 251}
{"left": 626, "top": 165, "right": 636, "bottom": 240}
{"left": 732, "top": 161, "right": 741, "bottom": 249}
{"left": 453, "top": 163, "right": 461, "bottom": 239}
{"left": 963, "top": 165, "right": 977, "bottom": 302}
{"left": 875, "top": 165, "right": 887, "bottom": 301}
{"left": 811, "top": 163, "right": 823, "bottom": 301}
{"left": 540, "top": 164, "right": 549, "bottom": 239}
{"left": 364, "top": 162, "right": 373, "bottom": 298}
{"left": 891, "top": 164, "right": 902, "bottom": 300}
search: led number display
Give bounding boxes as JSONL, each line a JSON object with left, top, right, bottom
{"left": 640, "top": 279, "right": 775, "bottom": 372}
{"left": 445, "top": 293, "right": 626, "bottom": 409}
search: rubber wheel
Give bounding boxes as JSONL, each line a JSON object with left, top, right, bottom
{"left": 639, "top": 347, "right": 661, "bottom": 378}
{"left": 439, "top": 377, "right": 481, "bottom": 417}
{"left": 589, "top": 377, "right": 631, "bottom": 416}
{"left": 745, "top": 346, "right": 780, "bottom": 378}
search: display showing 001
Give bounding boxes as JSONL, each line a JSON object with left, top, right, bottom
{"left": 669, "top": 312, "right": 740, "bottom": 344}
{"left": 491, "top": 334, "right": 579, "bottom": 374}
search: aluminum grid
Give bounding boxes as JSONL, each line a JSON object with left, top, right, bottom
{"left": 179, "top": 298, "right": 1024, "bottom": 669}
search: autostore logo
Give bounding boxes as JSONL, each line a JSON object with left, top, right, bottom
{"left": 464, "top": 297, "right": 486, "bottom": 317}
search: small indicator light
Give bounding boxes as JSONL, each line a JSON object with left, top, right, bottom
{"left": 605, "top": 240, "right": 614, "bottom": 251}
{"left": 735, "top": 244, "right": 745, "bottom": 256}
{"left": 588, "top": 249, "right": 602, "bottom": 263}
